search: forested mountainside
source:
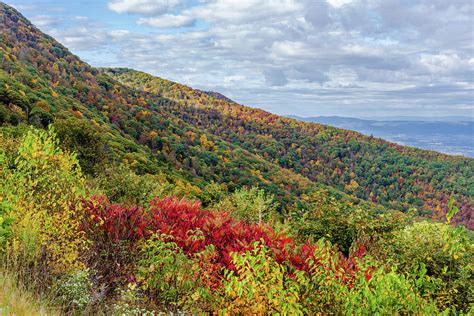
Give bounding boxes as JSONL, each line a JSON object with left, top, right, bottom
{"left": 0, "top": 3, "right": 473, "bottom": 314}
{"left": 107, "top": 68, "right": 473, "bottom": 227}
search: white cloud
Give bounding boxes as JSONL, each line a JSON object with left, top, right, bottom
{"left": 28, "top": 0, "right": 473, "bottom": 117}
{"left": 108, "top": 0, "right": 181, "bottom": 15}
{"left": 138, "top": 14, "right": 195, "bottom": 28}
{"left": 326, "top": 0, "right": 353, "bottom": 8}
{"left": 271, "top": 41, "right": 312, "bottom": 59}
{"left": 420, "top": 53, "right": 473, "bottom": 74}
{"left": 189, "top": 0, "right": 302, "bottom": 24}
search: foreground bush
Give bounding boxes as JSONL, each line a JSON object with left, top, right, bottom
{"left": 81, "top": 196, "right": 147, "bottom": 291}
{"left": 344, "top": 263, "right": 441, "bottom": 315}
{"left": 136, "top": 234, "right": 213, "bottom": 312}
{"left": 1, "top": 127, "right": 87, "bottom": 275}
{"left": 379, "top": 220, "right": 473, "bottom": 312}
{"left": 218, "top": 242, "right": 306, "bottom": 314}
{"left": 217, "top": 242, "right": 441, "bottom": 315}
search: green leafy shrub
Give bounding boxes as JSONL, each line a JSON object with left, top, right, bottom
{"left": 299, "top": 239, "right": 353, "bottom": 313}
{"left": 219, "top": 241, "right": 306, "bottom": 315}
{"left": 136, "top": 234, "right": 212, "bottom": 313}
{"left": 344, "top": 262, "right": 441, "bottom": 315}
{"left": 28, "top": 107, "right": 53, "bottom": 128}
{"left": 298, "top": 243, "right": 441, "bottom": 315}
{"left": 89, "top": 164, "right": 202, "bottom": 206}
{"left": 198, "top": 181, "right": 227, "bottom": 207}
{"left": 54, "top": 117, "right": 109, "bottom": 175}
{"left": 216, "top": 240, "right": 441, "bottom": 315}
{"left": 377, "top": 220, "right": 473, "bottom": 312}
{"left": 293, "top": 189, "right": 408, "bottom": 255}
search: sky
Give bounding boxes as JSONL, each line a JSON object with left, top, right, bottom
{"left": 6, "top": 0, "right": 474, "bottom": 119}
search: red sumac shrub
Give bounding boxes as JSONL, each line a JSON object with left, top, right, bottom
{"left": 81, "top": 196, "right": 371, "bottom": 290}
{"left": 81, "top": 196, "right": 148, "bottom": 288}
{"left": 146, "top": 197, "right": 350, "bottom": 282}
{"left": 82, "top": 195, "right": 147, "bottom": 242}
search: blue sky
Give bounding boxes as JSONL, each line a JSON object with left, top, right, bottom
{"left": 6, "top": 0, "right": 474, "bottom": 119}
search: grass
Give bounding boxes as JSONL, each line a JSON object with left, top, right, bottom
{"left": 0, "top": 270, "right": 60, "bottom": 316}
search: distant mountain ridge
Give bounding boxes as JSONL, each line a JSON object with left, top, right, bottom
{"left": 356, "top": 115, "right": 473, "bottom": 122}
{"left": 290, "top": 115, "right": 474, "bottom": 158}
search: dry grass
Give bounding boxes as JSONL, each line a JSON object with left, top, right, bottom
{"left": 0, "top": 270, "right": 60, "bottom": 316}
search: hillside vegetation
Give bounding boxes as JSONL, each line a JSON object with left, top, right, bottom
{"left": 0, "top": 3, "right": 473, "bottom": 314}
{"left": 107, "top": 68, "right": 473, "bottom": 227}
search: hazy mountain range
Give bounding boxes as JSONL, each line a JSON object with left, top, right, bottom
{"left": 289, "top": 116, "right": 474, "bottom": 158}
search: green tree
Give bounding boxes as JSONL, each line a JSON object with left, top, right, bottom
{"left": 54, "top": 118, "right": 109, "bottom": 175}
{"left": 217, "top": 186, "right": 277, "bottom": 224}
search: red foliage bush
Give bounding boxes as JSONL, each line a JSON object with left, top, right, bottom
{"left": 81, "top": 195, "right": 369, "bottom": 288}
{"left": 147, "top": 198, "right": 316, "bottom": 272}
{"left": 81, "top": 196, "right": 148, "bottom": 287}
{"left": 82, "top": 195, "right": 147, "bottom": 242}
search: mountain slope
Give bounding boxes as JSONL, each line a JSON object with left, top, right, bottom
{"left": 106, "top": 68, "right": 473, "bottom": 227}
{"left": 0, "top": 2, "right": 472, "bottom": 227}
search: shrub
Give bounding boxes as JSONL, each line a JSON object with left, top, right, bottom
{"left": 297, "top": 239, "right": 358, "bottom": 313}
{"left": 378, "top": 220, "right": 473, "bottom": 312}
{"left": 54, "top": 117, "right": 109, "bottom": 175}
{"left": 136, "top": 234, "right": 212, "bottom": 312}
{"left": 81, "top": 196, "right": 147, "bottom": 289}
{"left": 146, "top": 197, "right": 318, "bottom": 282}
{"left": 198, "top": 181, "right": 227, "bottom": 208}
{"left": 217, "top": 240, "right": 432, "bottom": 315}
{"left": 219, "top": 242, "right": 306, "bottom": 315}
{"left": 216, "top": 186, "right": 277, "bottom": 224}
{"left": 1, "top": 127, "right": 87, "bottom": 274}
{"left": 293, "top": 189, "right": 408, "bottom": 255}
{"left": 344, "top": 261, "right": 441, "bottom": 315}
{"left": 83, "top": 196, "right": 449, "bottom": 314}
{"left": 29, "top": 107, "right": 53, "bottom": 128}
{"left": 89, "top": 164, "right": 202, "bottom": 206}
{"left": 82, "top": 196, "right": 147, "bottom": 243}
